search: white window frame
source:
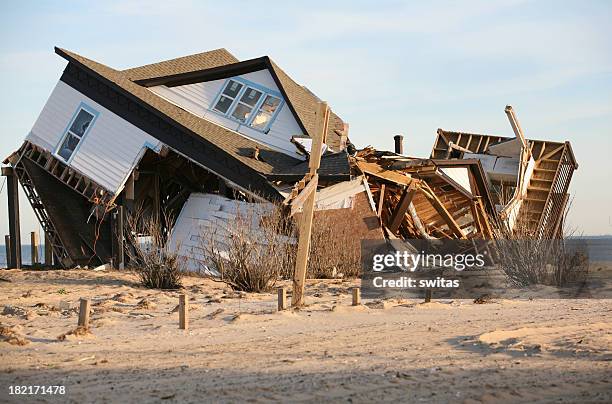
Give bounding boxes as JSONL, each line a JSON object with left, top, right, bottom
{"left": 54, "top": 103, "right": 99, "bottom": 164}
{"left": 210, "top": 77, "right": 284, "bottom": 133}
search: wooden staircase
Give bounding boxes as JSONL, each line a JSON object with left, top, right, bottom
{"left": 516, "top": 143, "right": 575, "bottom": 238}
{"left": 6, "top": 141, "right": 115, "bottom": 268}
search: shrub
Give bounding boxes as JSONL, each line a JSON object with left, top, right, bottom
{"left": 125, "top": 208, "right": 184, "bottom": 289}
{"left": 307, "top": 212, "right": 361, "bottom": 279}
{"left": 199, "top": 199, "right": 295, "bottom": 292}
{"left": 491, "top": 200, "right": 588, "bottom": 287}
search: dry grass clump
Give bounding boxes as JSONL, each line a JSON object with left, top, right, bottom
{"left": 136, "top": 298, "right": 156, "bottom": 310}
{"left": 0, "top": 324, "right": 29, "bottom": 346}
{"left": 57, "top": 326, "right": 92, "bottom": 341}
{"left": 126, "top": 208, "right": 185, "bottom": 290}
{"left": 492, "top": 202, "right": 588, "bottom": 287}
{"left": 307, "top": 213, "right": 360, "bottom": 279}
{"left": 200, "top": 199, "right": 296, "bottom": 292}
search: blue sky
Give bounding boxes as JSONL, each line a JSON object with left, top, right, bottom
{"left": 1, "top": 0, "right": 611, "bottom": 241}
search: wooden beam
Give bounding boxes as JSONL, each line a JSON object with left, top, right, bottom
{"left": 4, "top": 235, "right": 11, "bottom": 268}
{"left": 421, "top": 186, "right": 467, "bottom": 239}
{"left": 388, "top": 183, "right": 417, "bottom": 234}
{"left": 355, "top": 160, "right": 412, "bottom": 186}
{"left": 377, "top": 184, "right": 386, "bottom": 217}
{"left": 44, "top": 232, "right": 53, "bottom": 266}
{"left": 289, "top": 174, "right": 319, "bottom": 216}
{"left": 504, "top": 105, "right": 528, "bottom": 149}
{"left": 30, "top": 232, "right": 39, "bottom": 265}
{"left": 2, "top": 167, "right": 21, "bottom": 269}
{"left": 292, "top": 102, "right": 328, "bottom": 308}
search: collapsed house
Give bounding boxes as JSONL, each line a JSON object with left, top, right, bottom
{"left": 353, "top": 106, "right": 578, "bottom": 241}
{"left": 2, "top": 47, "right": 366, "bottom": 269}
{"left": 2, "top": 47, "right": 577, "bottom": 271}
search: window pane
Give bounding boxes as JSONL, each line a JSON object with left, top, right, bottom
{"left": 222, "top": 80, "right": 243, "bottom": 98}
{"left": 240, "top": 87, "right": 262, "bottom": 107}
{"left": 69, "top": 109, "right": 94, "bottom": 137}
{"left": 213, "top": 95, "right": 234, "bottom": 114}
{"left": 260, "top": 95, "right": 281, "bottom": 114}
{"left": 250, "top": 111, "right": 272, "bottom": 130}
{"left": 58, "top": 133, "right": 80, "bottom": 161}
{"left": 231, "top": 103, "right": 253, "bottom": 123}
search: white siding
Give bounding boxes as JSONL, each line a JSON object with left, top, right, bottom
{"left": 149, "top": 69, "right": 305, "bottom": 158}
{"left": 170, "top": 193, "right": 275, "bottom": 273}
{"left": 26, "top": 81, "right": 161, "bottom": 194}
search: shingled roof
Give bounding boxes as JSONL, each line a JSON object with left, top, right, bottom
{"left": 55, "top": 47, "right": 348, "bottom": 176}
{"left": 121, "top": 50, "right": 348, "bottom": 152}
{"left": 55, "top": 47, "right": 305, "bottom": 177}
{"left": 123, "top": 48, "right": 239, "bottom": 82}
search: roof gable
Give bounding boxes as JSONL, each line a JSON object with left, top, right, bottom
{"left": 126, "top": 53, "right": 348, "bottom": 152}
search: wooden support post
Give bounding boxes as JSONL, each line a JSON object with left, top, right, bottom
{"left": 2, "top": 167, "right": 21, "bottom": 269}
{"left": 44, "top": 232, "right": 53, "bottom": 266}
{"left": 30, "top": 232, "right": 39, "bottom": 265}
{"left": 125, "top": 172, "right": 135, "bottom": 212}
{"left": 292, "top": 102, "right": 329, "bottom": 308}
{"left": 277, "top": 287, "right": 287, "bottom": 311}
{"left": 78, "top": 298, "right": 91, "bottom": 328}
{"left": 352, "top": 287, "right": 361, "bottom": 306}
{"left": 425, "top": 289, "right": 432, "bottom": 303}
{"left": 388, "top": 183, "right": 417, "bottom": 233}
{"left": 111, "top": 206, "right": 125, "bottom": 269}
{"left": 179, "top": 294, "right": 189, "bottom": 330}
{"left": 4, "top": 235, "right": 11, "bottom": 268}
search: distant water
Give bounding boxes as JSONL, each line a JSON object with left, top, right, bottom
{"left": 0, "top": 237, "right": 610, "bottom": 268}
{"left": 0, "top": 245, "right": 45, "bottom": 267}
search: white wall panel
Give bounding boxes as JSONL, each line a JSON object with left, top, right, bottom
{"left": 26, "top": 80, "right": 161, "bottom": 194}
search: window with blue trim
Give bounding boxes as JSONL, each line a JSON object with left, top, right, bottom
{"left": 211, "top": 78, "right": 283, "bottom": 132}
{"left": 56, "top": 105, "right": 97, "bottom": 162}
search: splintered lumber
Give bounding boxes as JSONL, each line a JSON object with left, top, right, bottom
{"left": 289, "top": 173, "right": 319, "bottom": 216}
{"left": 78, "top": 298, "right": 91, "bottom": 328}
{"left": 504, "top": 105, "right": 528, "bottom": 149}
{"left": 388, "top": 183, "right": 418, "bottom": 234}
{"left": 355, "top": 160, "right": 412, "bottom": 186}
{"left": 420, "top": 185, "right": 467, "bottom": 239}
{"left": 292, "top": 102, "right": 328, "bottom": 308}
{"left": 377, "top": 184, "right": 386, "bottom": 217}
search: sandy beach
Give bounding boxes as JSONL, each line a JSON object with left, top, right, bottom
{"left": 0, "top": 269, "right": 610, "bottom": 403}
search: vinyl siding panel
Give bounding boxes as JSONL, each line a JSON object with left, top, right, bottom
{"left": 149, "top": 68, "right": 305, "bottom": 158}
{"left": 26, "top": 80, "right": 161, "bottom": 194}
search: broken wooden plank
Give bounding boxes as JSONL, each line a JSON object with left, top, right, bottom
{"left": 292, "top": 102, "right": 328, "bottom": 308}
{"left": 289, "top": 174, "right": 319, "bottom": 216}
{"left": 388, "top": 183, "right": 418, "bottom": 234}
{"left": 355, "top": 160, "right": 412, "bottom": 186}
{"left": 376, "top": 184, "right": 386, "bottom": 217}
{"left": 420, "top": 185, "right": 467, "bottom": 239}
